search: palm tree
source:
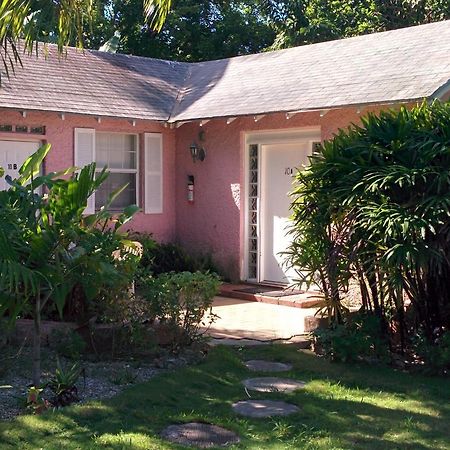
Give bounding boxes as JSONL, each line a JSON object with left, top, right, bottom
{"left": 0, "top": 144, "right": 139, "bottom": 386}
{"left": 0, "top": 0, "right": 172, "bottom": 79}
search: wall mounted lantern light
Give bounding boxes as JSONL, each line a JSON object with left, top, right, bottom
{"left": 189, "top": 142, "right": 206, "bottom": 162}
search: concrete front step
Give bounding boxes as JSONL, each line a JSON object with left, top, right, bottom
{"left": 204, "top": 296, "right": 320, "bottom": 344}
{"left": 219, "top": 283, "right": 323, "bottom": 309}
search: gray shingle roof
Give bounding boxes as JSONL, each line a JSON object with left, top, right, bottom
{"left": 0, "top": 20, "right": 449, "bottom": 123}
{"left": 0, "top": 45, "right": 189, "bottom": 121}
{"left": 171, "top": 20, "right": 450, "bottom": 122}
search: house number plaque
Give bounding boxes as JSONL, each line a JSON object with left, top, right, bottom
{"left": 7, "top": 164, "right": 18, "bottom": 170}
{"left": 285, "top": 167, "right": 294, "bottom": 175}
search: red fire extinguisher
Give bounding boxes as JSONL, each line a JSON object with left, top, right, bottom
{"left": 187, "top": 175, "right": 194, "bottom": 203}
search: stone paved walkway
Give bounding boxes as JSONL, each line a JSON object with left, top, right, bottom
{"left": 204, "top": 296, "right": 315, "bottom": 345}
{"left": 244, "top": 360, "right": 293, "bottom": 372}
{"left": 232, "top": 399, "right": 300, "bottom": 418}
{"left": 162, "top": 357, "right": 304, "bottom": 446}
{"left": 243, "top": 377, "right": 306, "bottom": 393}
{"left": 161, "top": 423, "right": 240, "bottom": 448}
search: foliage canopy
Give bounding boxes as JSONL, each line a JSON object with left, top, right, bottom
{"left": 287, "top": 101, "right": 450, "bottom": 351}
{"left": 0, "top": 144, "right": 139, "bottom": 385}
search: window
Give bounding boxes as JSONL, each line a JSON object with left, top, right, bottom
{"left": 75, "top": 128, "right": 163, "bottom": 215}
{"left": 94, "top": 132, "right": 138, "bottom": 210}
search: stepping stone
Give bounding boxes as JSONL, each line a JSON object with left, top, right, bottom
{"left": 161, "top": 422, "right": 240, "bottom": 448}
{"left": 232, "top": 400, "right": 299, "bottom": 418}
{"left": 244, "top": 360, "right": 293, "bottom": 372}
{"left": 243, "top": 377, "right": 306, "bottom": 393}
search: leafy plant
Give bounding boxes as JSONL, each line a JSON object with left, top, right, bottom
{"left": 313, "top": 313, "right": 388, "bottom": 363}
{"left": 413, "top": 328, "right": 450, "bottom": 375}
{"left": 140, "top": 271, "right": 220, "bottom": 348}
{"left": 25, "top": 386, "right": 50, "bottom": 415}
{"left": 287, "top": 100, "right": 450, "bottom": 359}
{"left": 50, "top": 328, "right": 86, "bottom": 360}
{"left": 0, "top": 144, "right": 139, "bottom": 386}
{"left": 133, "top": 233, "right": 219, "bottom": 277}
{"left": 47, "top": 359, "right": 82, "bottom": 407}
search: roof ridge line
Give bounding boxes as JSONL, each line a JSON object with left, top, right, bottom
{"left": 168, "top": 63, "right": 194, "bottom": 122}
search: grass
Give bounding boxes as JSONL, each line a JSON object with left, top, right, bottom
{"left": 1, "top": 344, "right": 450, "bottom": 449}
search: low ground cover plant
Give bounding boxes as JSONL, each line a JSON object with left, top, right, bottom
{"left": 288, "top": 100, "right": 450, "bottom": 370}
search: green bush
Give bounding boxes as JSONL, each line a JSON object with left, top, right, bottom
{"left": 413, "top": 328, "right": 450, "bottom": 375}
{"left": 47, "top": 359, "right": 81, "bottom": 407}
{"left": 313, "top": 313, "right": 388, "bottom": 363}
{"left": 50, "top": 328, "right": 86, "bottom": 360}
{"left": 132, "top": 233, "right": 219, "bottom": 276}
{"left": 111, "top": 321, "right": 158, "bottom": 357}
{"left": 63, "top": 230, "right": 141, "bottom": 324}
{"left": 287, "top": 100, "right": 450, "bottom": 355}
{"left": 140, "top": 271, "right": 220, "bottom": 348}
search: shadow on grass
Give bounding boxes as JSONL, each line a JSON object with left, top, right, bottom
{"left": 1, "top": 345, "right": 449, "bottom": 449}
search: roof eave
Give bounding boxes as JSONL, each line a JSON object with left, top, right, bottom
{"left": 430, "top": 79, "right": 450, "bottom": 100}
{"left": 0, "top": 105, "right": 169, "bottom": 124}
{"left": 168, "top": 97, "right": 428, "bottom": 125}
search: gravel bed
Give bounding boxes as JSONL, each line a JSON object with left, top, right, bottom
{"left": 0, "top": 350, "right": 192, "bottom": 421}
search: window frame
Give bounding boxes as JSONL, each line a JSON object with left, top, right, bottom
{"left": 94, "top": 131, "right": 140, "bottom": 211}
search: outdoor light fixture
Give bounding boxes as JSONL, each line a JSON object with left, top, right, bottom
{"left": 189, "top": 142, "right": 206, "bottom": 162}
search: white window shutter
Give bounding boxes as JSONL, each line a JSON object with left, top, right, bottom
{"left": 144, "top": 133, "right": 163, "bottom": 214}
{"left": 74, "top": 128, "right": 96, "bottom": 214}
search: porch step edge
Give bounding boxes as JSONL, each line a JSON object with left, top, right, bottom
{"left": 219, "top": 284, "right": 322, "bottom": 309}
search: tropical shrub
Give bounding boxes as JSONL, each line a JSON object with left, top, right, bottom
{"left": 0, "top": 144, "right": 139, "bottom": 385}
{"left": 47, "top": 359, "right": 81, "bottom": 407}
{"left": 413, "top": 328, "right": 450, "bottom": 375}
{"left": 313, "top": 314, "right": 388, "bottom": 363}
{"left": 133, "top": 233, "right": 219, "bottom": 276}
{"left": 140, "top": 271, "right": 220, "bottom": 348}
{"left": 287, "top": 101, "right": 450, "bottom": 356}
{"left": 50, "top": 328, "right": 86, "bottom": 360}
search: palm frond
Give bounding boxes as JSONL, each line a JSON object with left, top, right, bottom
{"left": 143, "top": 0, "right": 172, "bottom": 32}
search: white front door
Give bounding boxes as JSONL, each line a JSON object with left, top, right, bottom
{"left": 260, "top": 142, "right": 310, "bottom": 284}
{"left": 0, "top": 140, "right": 40, "bottom": 190}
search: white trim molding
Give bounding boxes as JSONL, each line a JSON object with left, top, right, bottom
{"left": 242, "top": 127, "right": 321, "bottom": 282}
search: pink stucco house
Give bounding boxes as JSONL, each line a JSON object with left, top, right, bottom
{"left": 0, "top": 21, "right": 449, "bottom": 284}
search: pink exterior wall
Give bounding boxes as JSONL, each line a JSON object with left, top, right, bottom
{"left": 0, "top": 109, "right": 177, "bottom": 242}
{"left": 174, "top": 107, "right": 382, "bottom": 281}
{"left": 0, "top": 105, "right": 386, "bottom": 280}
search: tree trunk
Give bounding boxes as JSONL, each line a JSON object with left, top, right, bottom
{"left": 32, "top": 294, "right": 41, "bottom": 387}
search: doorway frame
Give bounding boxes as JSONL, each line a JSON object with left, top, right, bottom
{"left": 242, "top": 127, "right": 321, "bottom": 283}
{"left": 0, "top": 138, "right": 43, "bottom": 191}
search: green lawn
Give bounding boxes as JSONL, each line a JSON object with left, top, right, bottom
{"left": 1, "top": 344, "right": 449, "bottom": 449}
